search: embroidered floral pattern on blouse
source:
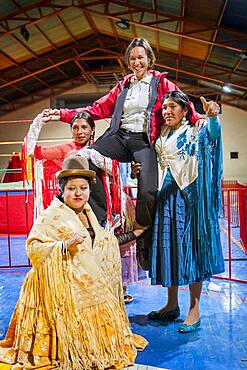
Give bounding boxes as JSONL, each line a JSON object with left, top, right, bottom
{"left": 178, "top": 148, "right": 186, "bottom": 160}
{"left": 177, "top": 128, "right": 198, "bottom": 158}
{"left": 176, "top": 131, "right": 187, "bottom": 149}
{"left": 185, "top": 142, "right": 196, "bottom": 156}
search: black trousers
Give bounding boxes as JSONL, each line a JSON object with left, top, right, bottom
{"left": 88, "top": 161, "right": 107, "bottom": 223}
{"left": 91, "top": 129, "right": 158, "bottom": 226}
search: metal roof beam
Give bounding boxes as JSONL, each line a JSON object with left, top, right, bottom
{"left": 84, "top": 7, "right": 244, "bottom": 53}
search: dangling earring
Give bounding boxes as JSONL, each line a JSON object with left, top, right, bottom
{"left": 90, "top": 133, "right": 95, "bottom": 145}
{"left": 182, "top": 116, "right": 187, "bottom": 125}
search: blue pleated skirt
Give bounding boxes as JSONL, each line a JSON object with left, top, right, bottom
{"left": 150, "top": 177, "right": 224, "bottom": 287}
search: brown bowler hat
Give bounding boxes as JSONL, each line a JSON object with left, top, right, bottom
{"left": 56, "top": 156, "right": 96, "bottom": 181}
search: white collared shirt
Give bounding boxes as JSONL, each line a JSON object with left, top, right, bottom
{"left": 120, "top": 74, "right": 152, "bottom": 133}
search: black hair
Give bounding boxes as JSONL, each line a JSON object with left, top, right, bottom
{"left": 125, "top": 38, "right": 156, "bottom": 69}
{"left": 163, "top": 91, "right": 193, "bottom": 120}
{"left": 57, "top": 175, "right": 91, "bottom": 200}
{"left": 70, "top": 112, "right": 95, "bottom": 129}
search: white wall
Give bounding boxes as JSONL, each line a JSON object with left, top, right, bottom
{"left": 220, "top": 105, "right": 247, "bottom": 183}
{"left": 0, "top": 83, "right": 247, "bottom": 183}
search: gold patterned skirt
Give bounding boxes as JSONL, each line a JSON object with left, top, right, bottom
{"left": 0, "top": 245, "right": 148, "bottom": 370}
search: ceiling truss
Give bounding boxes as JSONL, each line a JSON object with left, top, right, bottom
{"left": 0, "top": 0, "right": 246, "bottom": 115}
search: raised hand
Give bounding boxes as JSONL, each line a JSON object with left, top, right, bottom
{"left": 41, "top": 108, "right": 60, "bottom": 124}
{"left": 200, "top": 96, "right": 220, "bottom": 117}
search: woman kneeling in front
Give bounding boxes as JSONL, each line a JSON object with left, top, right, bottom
{"left": 0, "top": 156, "right": 147, "bottom": 369}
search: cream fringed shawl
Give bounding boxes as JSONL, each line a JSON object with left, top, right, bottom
{"left": 0, "top": 198, "right": 147, "bottom": 369}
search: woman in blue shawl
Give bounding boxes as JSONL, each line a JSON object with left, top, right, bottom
{"left": 134, "top": 92, "right": 224, "bottom": 332}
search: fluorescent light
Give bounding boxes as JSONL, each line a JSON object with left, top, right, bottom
{"left": 222, "top": 85, "right": 231, "bottom": 93}
{"left": 239, "top": 52, "right": 247, "bottom": 60}
{"left": 115, "top": 20, "right": 130, "bottom": 30}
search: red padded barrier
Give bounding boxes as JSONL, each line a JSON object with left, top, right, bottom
{"left": 0, "top": 191, "right": 34, "bottom": 234}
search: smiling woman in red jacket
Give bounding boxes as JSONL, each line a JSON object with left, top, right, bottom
{"left": 41, "top": 38, "right": 202, "bottom": 268}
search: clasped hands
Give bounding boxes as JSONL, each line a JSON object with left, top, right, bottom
{"left": 41, "top": 108, "right": 60, "bottom": 124}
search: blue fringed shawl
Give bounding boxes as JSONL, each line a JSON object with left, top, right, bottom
{"left": 181, "top": 125, "right": 225, "bottom": 279}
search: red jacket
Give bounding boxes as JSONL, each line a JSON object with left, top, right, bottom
{"left": 60, "top": 70, "right": 202, "bottom": 144}
{"left": 34, "top": 141, "right": 82, "bottom": 161}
